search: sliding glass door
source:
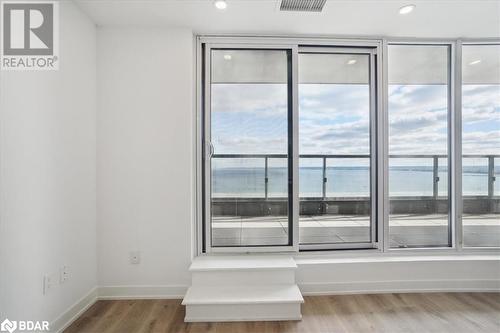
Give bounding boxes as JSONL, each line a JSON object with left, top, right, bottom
{"left": 298, "top": 48, "right": 377, "bottom": 249}
{"left": 205, "top": 47, "right": 294, "bottom": 249}
{"left": 201, "top": 40, "right": 382, "bottom": 253}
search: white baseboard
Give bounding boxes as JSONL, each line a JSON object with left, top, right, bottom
{"left": 299, "top": 279, "right": 500, "bottom": 296}
{"left": 97, "top": 285, "right": 188, "bottom": 300}
{"left": 48, "top": 279, "right": 499, "bottom": 331}
{"left": 51, "top": 287, "right": 98, "bottom": 333}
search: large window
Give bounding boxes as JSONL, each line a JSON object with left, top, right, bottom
{"left": 461, "top": 44, "right": 500, "bottom": 247}
{"left": 199, "top": 37, "right": 499, "bottom": 253}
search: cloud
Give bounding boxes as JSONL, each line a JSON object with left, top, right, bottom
{"left": 463, "top": 131, "right": 500, "bottom": 155}
{"left": 298, "top": 84, "right": 371, "bottom": 154}
{"left": 389, "top": 85, "right": 448, "bottom": 114}
{"left": 299, "top": 84, "right": 370, "bottom": 121}
{"left": 462, "top": 85, "right": 500, "bottom": 154}
{"left": 462, "top": 85, "right": 500, "bottom": 123}
{"left": 390, "top": 111, "right": 447, "bottom": 133}
{"left": 388, "top": 85, "right": 447, "bottom": 155}
{"left": 210, "top": 82, "right": 499, "bottom": 157}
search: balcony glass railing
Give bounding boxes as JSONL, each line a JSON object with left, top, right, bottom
{"left": 211, "top": 154, "right": 499, "bottom": 199}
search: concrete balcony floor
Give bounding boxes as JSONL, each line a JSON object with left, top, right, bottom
{"left": 211, "top": 214, "right": 500, "bottom": 248}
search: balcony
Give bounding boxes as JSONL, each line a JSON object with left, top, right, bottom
{"left": 210, "top": 154, "right": 500, "bottom": 248}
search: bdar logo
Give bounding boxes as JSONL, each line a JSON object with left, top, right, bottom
{"left": 0, "top": 319, "right": 49, "bottom": 332}
{"left": 0, "top": 319, "right": 17, "bottom": 333}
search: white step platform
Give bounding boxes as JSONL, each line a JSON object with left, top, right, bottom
{"left": 182, "top": 255, "right": 304, "bottom": 322}
{"left": 190, "top": 255, "right": 297, "bottom": 286}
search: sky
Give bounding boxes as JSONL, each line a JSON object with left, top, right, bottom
{"left": 462, "top": 85, "right": 500, "bottom": 155}
{"left": 211, "top": 83, "right": 500, "bottom": 164}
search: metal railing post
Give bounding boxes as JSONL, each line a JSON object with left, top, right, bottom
{"left": 264, "top": 156, "right": 269, "bottom": 200}
{"left": 488, "top": 156, "right": 494, "bottom": 198}
{"left": 433, "top": 156, "right": 439, "bottom": 199}
{"left": 322, "top": 157, "right": 327, "bottom": 200}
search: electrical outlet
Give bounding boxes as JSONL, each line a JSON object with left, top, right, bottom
{"left": 60, "top": 265, "right": 69, "bottom": 284}
{"left": 43, "top": 274, "right": 54, "bottom": 295}
{"left": 129, "top": 251, "right": 141, "bottom": 264}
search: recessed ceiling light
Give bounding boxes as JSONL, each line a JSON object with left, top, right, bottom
{"left": 214, "top": 0, "right": 227, "bottom": 10}
{"left": 347, "top": 59, "right": 357, "bottom": 65}
{"left": 399, "top": 4, "right": 416, "bottom": 14}
{"left": 469, "top": 59, "right": 482, "bottom": 65}
{"left": 223, "top": 54, "right": 232, "bottom": 60}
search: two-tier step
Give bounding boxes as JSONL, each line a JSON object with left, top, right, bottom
{"left": 182, "top": 255, "right": 304, "bottom": 322}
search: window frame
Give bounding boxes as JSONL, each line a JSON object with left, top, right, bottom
{"left": 297, "top": 46, "right": 380, "bottom": 251}
{"left": 202, "top": 42, "right": 299, "bottom": 253}
{"left": 459, "top": 40, "right": 500, "bottom": 250}
{"left": 384, "top": 40, "right": 455, "bottom": 250}
{"left": 195, "top": 35, "right": 500, "bottom": 255}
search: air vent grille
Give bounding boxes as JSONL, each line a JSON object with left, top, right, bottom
{"left": 279, "top": 0, "right": 327, "bottom": 12}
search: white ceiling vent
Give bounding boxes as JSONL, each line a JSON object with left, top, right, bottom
{"left": 279, "top": 0, "right": 327, "bottom": 12}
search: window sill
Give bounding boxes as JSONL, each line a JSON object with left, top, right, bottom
{"left": 295, "top": 250, "right": 500, "bottom": 265}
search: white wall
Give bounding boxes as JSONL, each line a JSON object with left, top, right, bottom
{"left": 0, "top": 1, "right": 97, "bottom": 329}
{"left": 96, "top": 28, "right": 193, "bottom": 293}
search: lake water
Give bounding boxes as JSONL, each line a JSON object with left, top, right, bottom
{"left": 212, "top": 165, "right": 499, "bottom": 198}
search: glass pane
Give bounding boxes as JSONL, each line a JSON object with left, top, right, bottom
{"left": 267, "top": 158, "right": 288, "bottom": 198}
{"left": 463, "top": 158, "right": 488, "bottom": 196}
{"left": 210, "top": 49, "right": 290, "bottom": 247}
{"left": 462, "top": 44, "right": 500, "bottom": 247}
{"left": 298, "top": 52, "right": 372, "bottom": 245}
{"left": 388, "top": 44, "right": 450, "bottom": 248}
{"left": 495, "top": 158, "right": 500, "bottom": 197}
{"left": 438, "top": 158, "right": 448, "bottom": 197}
{"left": 212, "top": 158, "right": 264, "bottom": 198}
{"left": 326, "top": 158, "right": 370, "bottom": 197}
{"left": 389, "top": 158, "right": 433, "bottom": 197}
{"left": 300, "top": 158, "right": 323, "bottom": 198}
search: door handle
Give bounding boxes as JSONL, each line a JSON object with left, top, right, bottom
{"left": 206, "top": 141, "right": 214, "bottom": 158}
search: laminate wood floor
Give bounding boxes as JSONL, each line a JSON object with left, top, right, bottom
{"left": 64, "top": 293, "right": 500, "bottom": 333}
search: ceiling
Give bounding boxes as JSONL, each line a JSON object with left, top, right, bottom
{"left": 75, "top": 0, "right": 500, "bottom": 38}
